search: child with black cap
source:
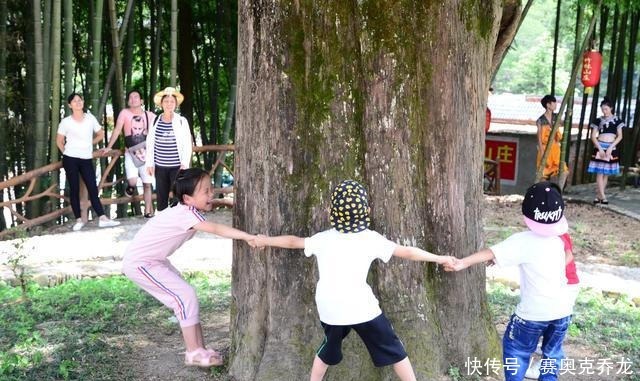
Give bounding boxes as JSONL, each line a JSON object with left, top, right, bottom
{"left": 445, "top": 181, "right": 574, "bottom": 381}
{"left": 254, "top": 180, "right": 455, "bottom": 381}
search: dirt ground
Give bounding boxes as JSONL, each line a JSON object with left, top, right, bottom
{"left": 121, "top": 196, "right": 639, "bottom": 381}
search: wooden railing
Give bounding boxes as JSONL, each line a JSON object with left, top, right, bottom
{"left": 1, "top": 146, "right": 499, "bottom": 239}
{"left": 0, "top": 145, "right": 234, "bottom": 238}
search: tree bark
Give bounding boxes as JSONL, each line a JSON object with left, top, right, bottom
{"left": 231, "top": 1, "right": 515, "bottom": 379}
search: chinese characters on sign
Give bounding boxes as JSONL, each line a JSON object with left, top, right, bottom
{"left": 582, "top": 57, "right": 592, "bottom": 82}
{"left": 464, "top": 357, "right": 635, "bottom": 377}
{"left": 485, "top": 137, "right": 518, "bottom": 183}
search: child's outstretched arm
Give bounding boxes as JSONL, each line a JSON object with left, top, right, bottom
{"left": 254, "top": 234, "right": 305, "bottom": 249}
{"left": 444, "top": 249, "right": 495, "bottom": 271}
{"left": 193, "top": 221, "right": 256, "bottom": 246}
{"left": 392, "top": 246, "right": 455, "bottom": 266}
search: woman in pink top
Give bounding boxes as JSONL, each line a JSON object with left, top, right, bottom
{"left": 122, "top": 168, "right": 256, "bottom": 367}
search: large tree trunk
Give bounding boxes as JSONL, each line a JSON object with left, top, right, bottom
{"left": 231, "top": 1, "right": 519, "bottom": 380}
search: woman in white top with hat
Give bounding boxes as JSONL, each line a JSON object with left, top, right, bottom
{"left": 146, "top": 87, "right": 193, "bottom": 211}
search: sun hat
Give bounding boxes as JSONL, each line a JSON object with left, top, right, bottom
{"left": 153, "top": 87, "right": 184, "bottom": 107}
{"left": 329, "top": 180, "right": 371, "bottom": 233}
{"left": 522, "top": 181, "right": 568, "bottom": 236}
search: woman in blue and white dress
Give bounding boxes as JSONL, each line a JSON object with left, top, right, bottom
{"left": 587, "top": 97, "right": 624, "bottom": 204}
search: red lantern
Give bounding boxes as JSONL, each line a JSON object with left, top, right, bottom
{"left": 581, "top": 50, "right": 602, "bottom": 95}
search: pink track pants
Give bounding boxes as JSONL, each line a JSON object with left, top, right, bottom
{"left": 123, "top": 261, "right": 200, "bottom": 327}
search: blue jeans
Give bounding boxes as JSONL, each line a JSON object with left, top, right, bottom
{"left": 502, "top": 314, "right": 571, "bottom": 381}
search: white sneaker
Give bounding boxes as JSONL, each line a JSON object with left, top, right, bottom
{"left": 98, "top": 219, "right": 120, "bottom": 228}
{"left": 72, "top": 220, "right": 85, "bottom": 231}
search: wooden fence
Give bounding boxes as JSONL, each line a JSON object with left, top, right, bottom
{"left": 1, "top": 147, "right": 502, "bottom": 239}
{"left": 0, "top": 145, "right": 234, "bottom": 239}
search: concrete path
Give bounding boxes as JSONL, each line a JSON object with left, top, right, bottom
{"left": 486, "top": 262, "right": 640, "bottom": 300}
{"left": 563, "top": 183, "right": 640, "bottom": 220}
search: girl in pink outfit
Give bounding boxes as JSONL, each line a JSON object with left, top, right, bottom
{"left": 122, "top": 168, "right": 256, "bottom": 367}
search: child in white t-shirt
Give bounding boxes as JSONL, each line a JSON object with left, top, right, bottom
{"left": 254, "top": 180, "right": 455, "bottom": 381}
{"left": 445, "top": 181, "right": 574, "bottom": 381}
{"left": 122, "top": 168, "right": 256, "bottom": 368}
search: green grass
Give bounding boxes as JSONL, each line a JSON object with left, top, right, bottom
{"left": 484, "top": 226, "right": 516, "bottom": 247}
{"left": 620, "top": 240, "right": 640, "bottom": 267}
{"left": 572, "top": 222, "right": 589, "bottom": 235}
{"left": 0, "top": 271, "right": 231, "bottom": 381}
{"left": 2, "top": 273, "right": 638, "bottom": 380}
{"left": 487, "top": 281, "right": 640, "bottom": 380}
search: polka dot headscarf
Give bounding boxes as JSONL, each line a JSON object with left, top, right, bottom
{"left": 329, "top": 180, "right": 371, "bottom": 233}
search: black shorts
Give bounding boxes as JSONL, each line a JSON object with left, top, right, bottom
{"left": 316, "top": 313, "right": 408, "bottom": 367}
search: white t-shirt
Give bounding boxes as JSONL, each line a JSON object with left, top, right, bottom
{"left": 57, "top": 113, "right": 102, "bottom": 159}
{"left": 304, "top": 228, "right": 397, "bottom": 325}
{"left": 491, "top": 231, "right": 573, "bottom": 321}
